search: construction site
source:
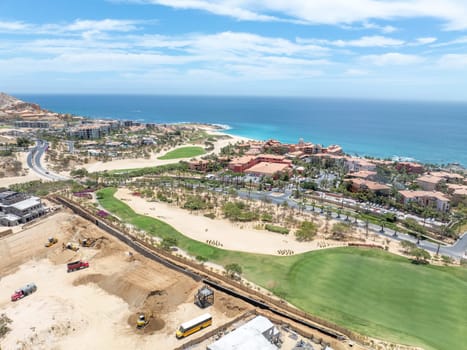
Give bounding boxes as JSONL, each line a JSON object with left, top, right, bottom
{"left": 0, "top": 204, "right": 357, "bottom": 350}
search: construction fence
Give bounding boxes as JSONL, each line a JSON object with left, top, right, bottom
{"left": 53, "top": 195, "right": 368, "bottom": 345}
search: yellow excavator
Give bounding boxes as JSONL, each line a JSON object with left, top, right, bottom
{"left": 45, "top": 237, "right": 58, "bottom": 247}
{"left": 136, "top": 314, "right": 149, "bottom": 329}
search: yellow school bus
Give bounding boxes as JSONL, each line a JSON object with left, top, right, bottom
{"left": 176, "top": 313, "right": 212, "bottom": 339}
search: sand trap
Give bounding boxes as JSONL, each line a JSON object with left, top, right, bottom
{"left": 116, "top": 188, "right": 349, "bottom": 256}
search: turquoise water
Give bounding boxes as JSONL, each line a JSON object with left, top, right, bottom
{"left": 18, "top": 95, "right": 467, "bottom": 166}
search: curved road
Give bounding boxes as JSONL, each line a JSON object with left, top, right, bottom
{"left": 25, "top": 146, "right": 467, "bottom": 259}
{"left": 238, "top": 189, "right": 467, "bottom": 259}
{"left": 27, "top": 140, "right": 69, "bottom": 181}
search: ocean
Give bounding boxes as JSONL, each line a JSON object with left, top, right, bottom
{"left": 17, "top": 94, "right": 467, "bottom": 167}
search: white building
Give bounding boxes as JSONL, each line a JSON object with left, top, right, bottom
{"left": 0, "top": 189, "right": 46, "bottom": 226}
{"left": 207, "top": 316, "right": 280, "bottom": 350}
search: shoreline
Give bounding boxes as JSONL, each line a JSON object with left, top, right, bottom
{"left": 9, "top": 93, "right": 467, "bottom": 167}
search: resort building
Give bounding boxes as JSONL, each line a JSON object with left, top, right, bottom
{"left": 447, "top": 184, "right": 467, "bottom": 205}
{"left": 188, "top": 159, "right": 213, "bottom": 172}
{"left": 395, "top": 162, "right": 425, "bottom": 174}
{"left": 0, "top": 189, "right": 46, "bottom": 226}
{"left": 416, "top": 171, "right": 464, "bottom": 191}
{"left": 14, "top": 120, "right": 50, "bottom": 128}
{"left": 307, "top": 153, "right": 345, "bottom": 167}
{"left": 345, "top": 158, "right": 377, "bottom": 172}
{"left": 207, "top": 316, "right": 280, "bottom": 350}
{"left": 67, "top": 120, "right": 120, "bottom": 139}
{"left": 416, "top": 174, "right": 444, "bottom": 191}
{"left": 256, "top": 154, "right": 292, "bottom": 165}
{"left": 399, "top": 190, "right": 450, "bottom": 212}
{"left": 228, "top": 154, "right": 292, "bottom": 173}
{"left": 345, "top": 170, "right": 377, "bottom": 180}
{"left": 324, "top": 144, "right": 343, "bottom": 154}
{"left": 245, "top": 162, "right": 291, "bottom": 178}
{"left": 228, "top": 156, "right": 256, "bottom": 173}
{"left": 429, "top": 171, "right": 464, "bottom": 183}
{"left": 345, "top": 178, "right": 391, "bottom": 195}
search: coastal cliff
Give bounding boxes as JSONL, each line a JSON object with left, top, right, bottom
{"left": 0, "top": 92, "right": 63, "bottom": 121}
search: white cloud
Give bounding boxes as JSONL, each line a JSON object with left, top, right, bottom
{"left": 0, "top": 20, "right": 30, "bottom": 32}
{"left": 334, "top": 35, "right": 404, "bottom": 47}
{"left": 416, "top": 37, "right": 437, "bottom": 45}
{"left": 64, "top": 19, "right": 142, "bottom": 32}
{"left": 360, "top": 52, "right": 424, "bottom": 66}
{"left": 137, "top": 0, "right": 467, "bottom": 30}
{"left": 142, "top": 0, "right": 281, "bottom": 22}
{"left": 432, "top": 36, "right": 467, "bottom": 47}
{"left": 0, "top": 19, "right": 146, "bottom": 36}
{"left": 0, "top": 29, "right": 332, "bottom": 80}
{"left": 345, "top": 69, "right": 369, "bottom": 76}
{"left": 438, "top": 54, "right": 467, "bottom": 68}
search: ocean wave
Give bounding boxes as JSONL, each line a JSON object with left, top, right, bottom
{"left": 211, "top": 123, "right": 231, "bottom": 130}
{"left": 392, "top": 155, "right": 417, "bottom": 162}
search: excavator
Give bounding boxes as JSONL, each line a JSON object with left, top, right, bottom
{"left": 79, "top": 236, "right": 106, "bottom": 248}
{"left": 136, "top": 314, "right": 149, "bottom": 329}
{"left": 45, "top": 237, "right": 58, "bottom": 247}
{"left": 80, "top": 238, "right": 96, "bottom": 248}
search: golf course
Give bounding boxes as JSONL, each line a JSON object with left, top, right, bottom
{"left": 157, "top": 146, "right": 205, "bottom": 160}
{"left": 98, "top": 188, "right": 467, "bottom": 350}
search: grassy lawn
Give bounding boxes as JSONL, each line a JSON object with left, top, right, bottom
{"left": 158, "top": 146, "right": 205, "bottom": 160}
{"left": 98, "top": 188, "right": 467, "bottom": 350}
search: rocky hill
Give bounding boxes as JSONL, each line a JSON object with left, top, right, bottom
{"left": 0, "top": 92, "right": 61, "bottom": 121}
{"left": 0, "top": 92, "right": 41, "bottom": 112}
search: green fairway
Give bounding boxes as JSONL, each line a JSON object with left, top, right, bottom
{"left": 157, "top": 146, "right": 205, "bottom": 159}
{"left": 98, "top": 188, "right": 467, "bottom": 350}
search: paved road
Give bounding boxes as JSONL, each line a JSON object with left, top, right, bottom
{"left": 237, "top": 189, "right": 467, "bottom": 259}
{"left": 26, "top": 140, "right": 69, "bottom": 181}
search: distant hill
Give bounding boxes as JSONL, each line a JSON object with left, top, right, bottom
{"left": 0, "top": 92, "right": 41, "bottom": 112}
{"left": 0, "top": 92, "right": 21, "bottom": 109}
{"left": 0, "top": 92, "right": 65, "bottom": 122}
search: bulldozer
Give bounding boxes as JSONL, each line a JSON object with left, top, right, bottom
{"left": 45, "top": 237, "right": 58, "bottom": 248}
{"left": 63, "top": 242, "right": 80, "bottom": 252}
{"left": 136, "top": 314, "right": 149, "bottom": 329}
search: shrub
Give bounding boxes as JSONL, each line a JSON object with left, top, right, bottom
{"left": 160, "top": 237, "right": 178, "bottom": 250}
{"left": 295, "top": 221, "right": 318, "bottom": 241}
{"left": 402, "top": 218, "right": 427, "bottom": 235}
{"left": 265, "top": 224, "right": 289, "bottom": 235}
{"left": 204, "top": 212, "right": 216, "bottom": 219}
{"left": 183, "top": 195, "right": 208, "bottom": 210}
{"left": 261, "top": 213, "right": 274, "bottom": 222}
{"left": 222, "top": 201, "right": 259, "bottom": 222}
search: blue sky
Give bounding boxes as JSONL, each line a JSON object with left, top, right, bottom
{"left": 1, "top": 0, "right": 467, "bottom": 100}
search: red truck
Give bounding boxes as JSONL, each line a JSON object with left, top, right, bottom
{"left": 11, "top": 283, "right": 37, "bottom": 301}
{"left": 67, "top": 260, "right": 89, "bottom": 273}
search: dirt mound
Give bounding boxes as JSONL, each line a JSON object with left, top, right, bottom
{"left": 73, "top": 273, "right": 150, "bottom": 308}
{"left": 127, "top": 313, "right": 165, "bottom": 334}
{"left": 126, "top": 290, "right": 170, "bottom": 334}
{"left": 215, "top": 295, "right": 249, "bottom": 318}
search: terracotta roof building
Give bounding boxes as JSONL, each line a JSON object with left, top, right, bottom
{"left": 346, "top": 179, "right": 391, "bottom": 195}
{"left": 245, "top": 162, "right": 291, "bottom": 178}
{"left": 399, "top": 190, "right": 450, "bottom": 212}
